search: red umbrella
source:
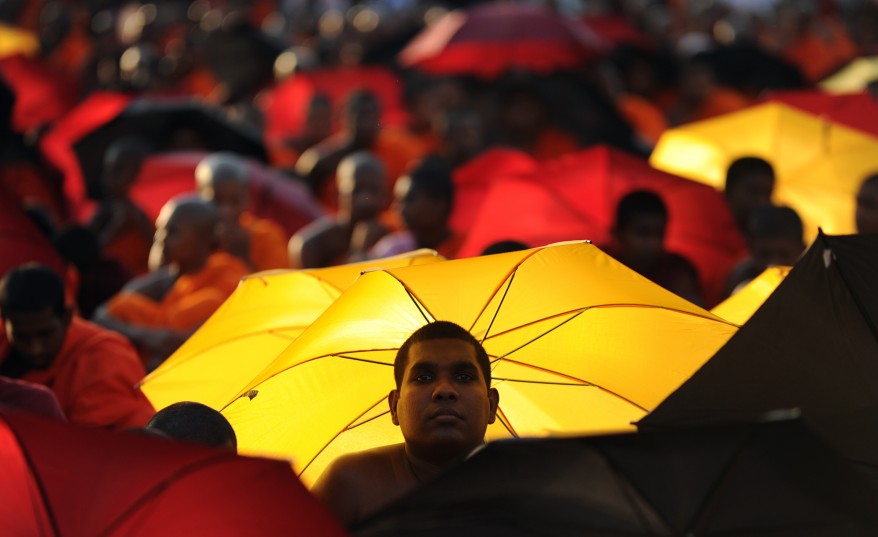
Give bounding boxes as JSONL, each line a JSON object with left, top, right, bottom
{"left": 0, "top": 182, "right": 66, "bottom": 281}
{"left": 0, "top": 54, "right": 79, "bottom": 134}
{"left": 132, "top": 151, "right": 323, "bottom": 236}
{"left": 263, "top": 65, "right": 407, "bottom": 145}
{"left": 761, "top": 90, "right": 878, "bottom": 137}
{"left": 398, "top": 2, "right": 607, "bottom": 79}
{"left": 457, "top": 146, "right": 747, "bottom": 305}
{"left": 449, "top": 147, "right": 539, "bottom": 236}
{"left": 0, "top": 410, "right": 349, "bottom": 537}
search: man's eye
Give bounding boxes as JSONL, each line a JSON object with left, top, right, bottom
{"left": 455, "top": 373, "right": 473, "bottom": 382}
{"left": 414, "top": 374, "right": 433, "bottom": 383}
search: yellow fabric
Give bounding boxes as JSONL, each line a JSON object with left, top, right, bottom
{"left": 139, "top": 250, "right": 443, "bottom": 411}
{"left": 710, "top": 266, "right": 790, "bottom": 326}
{"left": 649, "top": 103, "right": 878, "bottom": 241}
{"left": 0, "top": 24, "right": 38, "bottom": 59}
{"left": 218, "top": 241, "right": 738, "bottom": 487}
{"left": 819, "top": 57, "right": 878, "bottom": 94}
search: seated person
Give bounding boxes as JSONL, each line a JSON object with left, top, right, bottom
{"left": 288, "top": 152, "right": 389, "bottom": 268}
{"left": 94, "top": 197, "right": 250, "bottom": 370}
{"left": 0, "top": 265, "right": 154, "bottom": 429}
{"left": 856, "top": 173, "right": 878, "bottom": 235}
{"left": 195, "top": 152, "right": 289, "bottom": 271}
{"left": 607, "top": 190, "right": 704, "bottom": 306}
{"left": 88, "top": 137, "right": 155, "bottom": 276}
{"left": 146, "top": 401, "right": 237, "bottom": 451}
{"left": 313, "top": 321, "right": 500, "bottom": 527}
{"left": 724, "top": 157, "right": 775, "bottom": 235}
{"left": 724, "top": 204, "right": 806, "bottom": 297}
{"left": 369, "top": 156, "right": 464, "bottom": 259}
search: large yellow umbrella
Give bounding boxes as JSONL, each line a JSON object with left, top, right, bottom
{"left": 711, "top": 266, "right": 790, "bottom": 325}
{"left": 819, "top": 56, "right": 878, "bottom": 94}
{"left": 220, "top": 241, "right": 738, "bottom": 486}
{"left": 139, "top": 249, "right": 443, "bottom": 411}
{"left": 649, "top": 102, "right": 878, "bottom": 239}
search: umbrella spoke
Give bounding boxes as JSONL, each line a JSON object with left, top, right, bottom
{"left": 494, "top": 406, "right": 519, "bottom": 438}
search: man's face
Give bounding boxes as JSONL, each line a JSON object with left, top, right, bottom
{"left": 3, "top": 307, "right": 71, "bottom": 369}
{"left": 389, "top": 338, "right": 499, "bottom": 461}
{"left": 202, "top": 180, "right": 248, "bottom": 224}
{"left": 726, "top": 172, "right": 774, "bottom": 230}
{"left": 342, "top": 167, "right": 387, "bottom": 222}
{"left": 616, "top": 213, "right": 666, "bottom": 268}
{"left": 751, "top": 235, "right": 803, "bottom": 269}
{"left": 156, "top": 212, "right": 205, "bottom": 268}
{"left": 394, "top": 178, "right": 443, "bottom": 234}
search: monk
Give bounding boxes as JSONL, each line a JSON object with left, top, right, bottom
{"left": 0, "top": 264, "right": 154, "bottom": 429}
{"left": 195, "top": 152, "right": 289, "bottom": 271}
{"left": 370, "top": 156, "right": 464, "bottom": 259}
{"left": 88, "top": 137, "right": 155, "bottom": 276}
{"left": 288, "top": 152, "right": 389, "bottom": 268}
{"left": 313, "top": 321, "right": 499, "bottom": 527}
{"left": 94, "top": 197, "right": 249, "bottom": 370}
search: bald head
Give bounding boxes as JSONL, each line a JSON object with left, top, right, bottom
{"left": 167, "top": 196, "right": 220, "bottom": 237}
{"left": 156, "top": 196, "right": 219, "bottom": 272}
{"left": 195, "top": 153, "right": 250, "bottom": 222}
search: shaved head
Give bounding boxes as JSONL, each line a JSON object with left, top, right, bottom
{"left": 156, "top": 196, "right": 219, "bottom": 272}
{"left": 195, "top": 152, "right": 249, "bottom": 189}
{"left": 337, "top": 151, "right": 385, "bottom": 194}
{"left": 167, "top": 196, "right": 220, "bottom": 237}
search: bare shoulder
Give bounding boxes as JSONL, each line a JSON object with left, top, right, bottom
{"left": 121, "top": 266, "right": 175, "bottom": 300}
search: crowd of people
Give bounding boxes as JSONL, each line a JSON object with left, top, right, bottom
{"left": 3, "top": 0, "right": 878, "bottom": 531}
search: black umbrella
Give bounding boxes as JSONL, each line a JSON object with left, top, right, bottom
{"left": 640, "top": 232, "right": 878, "bottom": 485}
{"left": 353, "top": 417, "right": 878, "bottom": 536}
{"left": 72, "top": 97, "right": 267, "bottom": 199}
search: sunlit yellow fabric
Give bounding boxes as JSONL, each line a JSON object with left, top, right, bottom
{"left": 139, "top": 250, "right": 443, "bottom": 411}
{"left": 219, "top": 241, "right": 738, "bottom": 486}
{"left": 711, "top": 266, "right": 790, "bottom": 325}
{"left": 649, "top": 103, "right": 878, "bottom": 241}
{"left": 819, "top": 57, "right": 878, "bottom": 93}
{"left": 0, "top": 24, "right": 38, "bottom": 58}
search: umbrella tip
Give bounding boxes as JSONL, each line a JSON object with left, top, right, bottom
{"left": 246, "top": 389, "right": 259, "bottom": 401}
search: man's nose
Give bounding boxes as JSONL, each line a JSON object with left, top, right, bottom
{"left": 432, "top": 377, "right": 458, "bottom": 400}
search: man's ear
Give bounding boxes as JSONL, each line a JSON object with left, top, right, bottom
{"left": 487, "top": 387, "right": 499, "bottom": 424}
{"left": 388, "top": 389, "right": 400, "bottom": 426}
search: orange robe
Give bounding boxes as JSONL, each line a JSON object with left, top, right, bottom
{"left": 616, "top": 93, "right": 668, "bottom": 146}
{"left": 240, "top": 212, "right": 290, "bottom": 270}
{"left": 105, "top": 252, "right": 249, "bottom": 331}
{"left": 103, "top": 227, "right": 152, "bottom": 277}
{"left": 691, "top": 87, "right": 750, "bottom": 122}
{"left": 0, "top": 317, "right": 154, "bottom": 429}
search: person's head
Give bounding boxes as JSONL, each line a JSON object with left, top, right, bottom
{"left": 480, "top": 240, "right": 530, "bottom": 256}
{"left": 394, "top": 156, "right": 454, "bottom": 239}
{"left": 438, "top": 107, "right": 486, "bottom": 165}
{"left": 613, "top": 190, "right": 668, "bottom": 268}
{"left": 389, "top": 321, "right": 499, "bottom": 464}
{"left": 344, "top": 90, "right": 381, "bottom": 146}
{"left": 53, "top": 225, "right": 101, "bottom": 272}
{"left": 747, "top": 204, "right": 805, "bottom": 269}
{"left": 856, "top": 173, "right": 878, "bottom": 235}
{"left": 0, "top": 264, "right": 72, "bottom": 370}
{"left": 496, "top": 77, "right": 547, "bottom": 141}
{"left": 153, "top": 196, "right": 219, "bottom": 274}
{"left": 195, "top": 152, "right": 250, "bottom": 224}
{"left": 725, "top": 157, "right": 775, "bottom": 231}
{"left": 304, "top": 93, "right": 333, "bottom": 142}
{"left": 679, "top": 54, "right": 718, "bottom": 103}
{"left": 146, "top": 401, "right": 237, "bottom": 450}
{"left": 336, "top": 151, "right": 387, "bottom": 222}
{"left": 101, "top": 137, "right": 150, "bottom": 198}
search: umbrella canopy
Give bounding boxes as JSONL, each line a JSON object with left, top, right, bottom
{"left": 640, "top": 233, "right": 878, "bottom": 485}
{"left": 130, "top": 151, "right": 323, "bottom": 237}
{"left": 762, "top": 90, "right": 878, "bottom": 137}
{"left": 649, "top": 102, "right": 878, "bottom": 239}
{"left": 219, "top": 241, "right": 737, "bottom": 486}
{"left": 0, "top": 54, "right": 78, "bottom": 134}
{"left": 819, "top": 56, "right": 878, "bottom": 93}
{"left": 353, "top": 418, "right": 878, "bottom": 536}
{"left": 0, "top": 182, "right": 66, "bottom": 281}
{"left": 398, "top": 2, "right": 606, "bottom": 79}
{"left": 73, "top": 97, "right": 267, "bottom": 200}
{"left": 140, "top": 250, "right": 444, "bottom": 412}
{"left": 456, "top": 146, "right": 747, "bottom": 305}
{"left": 0, "top": 410, "right": 349, "bottom": 537}
{"left": 710, "top": 265, "right": 790, "bottom": 325}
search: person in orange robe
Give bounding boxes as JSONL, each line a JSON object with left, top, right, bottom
{"left": 195, "top": 152, "right": 289, "bottom": 271}
{"left": 0, "top": 264, "right": 154, "bottom": 429}
{"left": 88, "top": 138, "right": 155, "bottom": 276}
{"left": 669, "top": 57, "right": 750, "bottom": 125}
{"left": 94, "top": 197, "right": 249, "bottom": 370}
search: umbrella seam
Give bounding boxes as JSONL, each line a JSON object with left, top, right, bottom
{"left": 4, "top": 422, "right": 63, "bottom": 537}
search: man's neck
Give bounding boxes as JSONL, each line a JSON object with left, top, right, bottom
{"left": 403, "top": 442, "right": 481, "bottom": 484}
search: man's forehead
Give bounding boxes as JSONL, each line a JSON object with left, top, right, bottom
{"left": 408, "top": 339, "right": 478, "bottom": 364}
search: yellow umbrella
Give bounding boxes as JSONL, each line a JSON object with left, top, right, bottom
{"left": 711, "top": 266, "right": 790, "bottom": 325}
{"left": 139, "top": 249, "right": 444, "bottom": 411}
{"left": 220, "top": 241, "right": 738, "bottom": 486}
{"left": 819, "top": 56, "right": 878, "bottom": 94}
{"left": 0, "top": 24, "right": 38, "bottom": 59}
{"left": 649, "top": 102, "right": 878, "bottom": 239}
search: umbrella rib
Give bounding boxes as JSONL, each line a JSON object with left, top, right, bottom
{"left": 4, "top": 424, "right": 63, "bottom": 537}
{"left": 819, "top": 232, "right": 878, "bottom": 343}
{"left": 97, "top": 452, "right": 240, "bottom": 537}
{"left": 593, "top": 444, "right": 670, "bottom": 535}
{"left": 478, "top": 270, "right": 516, "bottom": 345}
{"left": 493, "top": 377, "right": 589, "bottom": 386}
{"left": 298, "top": 394, "right": 392, "bottom": 477}
{"left": 494, "top": 406, "right": 519, "bottom": 438}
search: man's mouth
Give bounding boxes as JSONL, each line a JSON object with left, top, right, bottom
{"left": 430, "top": 408, "right": 463, "bottom": 422}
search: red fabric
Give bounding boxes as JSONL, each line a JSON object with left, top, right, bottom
{"left": 130, "top": 151, "right": 322, "bottom": 237}
{"left": 457, "top": 146, "right": 747, "bottom": 306}
{"left": 398, "top": 3, "right": 607, "bottom": 78}
{"left": 449, "top": 147, "right": 539, "bottom": 235}
{"left": 0, "top": 410, "right": 350, "bottom": 537}
{"left": 0, "top": 317, "right": 154, "bottom": 429}
{"left": 263, "top": 66, "right": 408, "bottom": 144}
{"left": 580, "top": 14, "right": 655, "bottom": 50}
{"left": 38, "top": 91, "right": 133, "bottom": 221}
{"left": 761, "top": 90, "right": 878, "bottom": 137}
{"left": 0, "top": 181, "right": 66, "bottom": 281}
{"left": 0, "top": 54, "right": 79, "bottom": 134}
{"left": 0, "top": 376, "right": 65, "bottom": 420}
